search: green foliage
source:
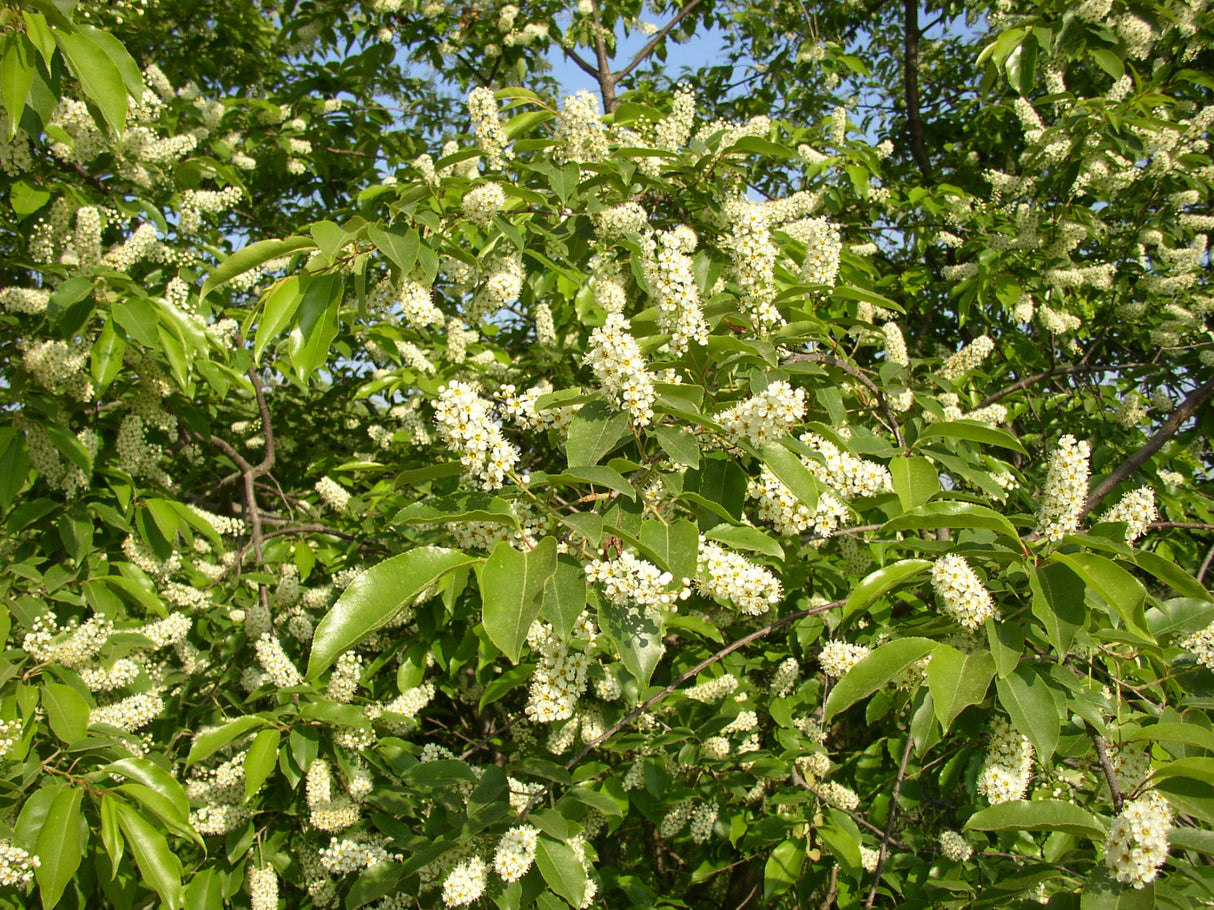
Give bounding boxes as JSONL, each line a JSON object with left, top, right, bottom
{"left": 0, "top": 0, "right": 1211, "bottom": 908}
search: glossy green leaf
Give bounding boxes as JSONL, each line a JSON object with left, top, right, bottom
{"left": 367, "top": 223, "right": 420, "bottom": 275}
{"left": 309, "top": 547, "right": 477, "bottom": 678}
{"left": 116, "top": 803, "right": 184, "bottom": 910}
{"left": 244, "top": 728, "right": 281, "bottom": 801}
{"left": 764, "top": 838, "right": 805, "bottom": 899}
{"left": 1051, "top": 552, "right": 1149, "bottom": 640}
{"left": 1, "top": 37, "right": 35, "bottom": 139}
{"left": 186, "top": 715, "right": 268, "bottom": 766}
{"left": 1029, "top": 561, "right": 1086, "bottom": 655}
{"left": 253, "top": 276, "right": 303, "bottom": 362}
{"left": 393, "top": 493, "right": 519, "bottom": 527}
{"left": 55, "top": 30, "right": 128, "bottom": 135}
{"left": 823, "top": 637, "right": 936, "bottom": 720}
{"left": 200, "top": 236, "right": 316, "bottom": 301}
{"left": 760, "top": 442, "right": 819, "bottom": 512}
{"left": 927, "top": 645, "right": 995, "bottom": 732}
{"left": 565, "top": 400, "right": 632, "bottom": 467}
{"left": 881, "top": 501, "right": 1022, "bottom": 544}
{"left": 548, "top": 466, "right": 637, "bottom": 501}
{"left": 639, "top": 518, "right": 699, "bottom": 582}
{"left": 1080, "top": 865, "right": 1153, "bottom": 910}
{"left": 43, "top": 682, "right": 89, "bottom": 744}
{"left": 651, "top": 424, "right": 700, "bottom": 468}
{"left": 843, "top": 559, "right": 932, "bottom": 619}
{"left": 599, "top": 591, "right": 665, "bottom": 687}
{"left": 966, "top": 799, "right": 1104, "bottom": 837}
{"left": 480, "top": 536, "right": 558, "bottom": 663}
{"left": 103, "top": 758, "right": 190, "bottom": 821}
{"left": 995, "top": 666, "right": 1061, "bottom": 760}
{"left": 36, "top": 787, "right": 84, "bottom": 910}
{"left": 534, "top": 838, "right": 586, "bottom": 907}
{"left": 704, "top": 523, "right": 784, "bottom": 559}
{"left": 286, "top": 273, "right": 342, "bottom": 382}
{"left": 540, "top": 553, "right": 588, "bottom": 641}
{"left": 889, "top": 455, "right": 940, "bottom": 510}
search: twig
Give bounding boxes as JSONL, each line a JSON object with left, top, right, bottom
{"left": 864, "top": 734, "right": 915, "bottom": 909}
{"left": 1081, "top": 377, "right": 1214, "bottom": 520}
{"left": 561, "top": 46, "right": 601, "bottom": 80}
{"left": 1200, "top": 544, "right": 1214, "bottom": 585}
{"left": 977, "top": 362, "right": 1152, "bottom": 409}
{"left": 784, "top": 352, "right": 906, "bottom": 448}
{"left": 1086, "top": 722, "right": 1123, "bottom": 812}
{"left": 1149, "top": 522, "right": 1214, "bottom": 532}
{"left": 613, "top": 0, "right": 708, "bottom": 83}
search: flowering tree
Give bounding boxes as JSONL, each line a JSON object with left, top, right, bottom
{"left": 0, "top": 1, "right": 1212, "bottom": 909}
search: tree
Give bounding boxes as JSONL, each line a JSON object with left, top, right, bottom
{"left": 0, "top": 0, "right": 1212, "bottom": 908}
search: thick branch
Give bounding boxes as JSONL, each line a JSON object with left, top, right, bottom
{"left": 613, "top": 0, "right": 708, "bottom": 83}
{"left": 1081, "top": 377, "right": 1214, "bottom": 519}
{"left": 247, "top": 367, "right": 276, "bottom": 479}
{"left": 590, "top": 1, "right": 618, "bottom": 113}
{"left": 562, "top": 46, "right": 601, "bottom": 80}
{"left": 1086, "top": 721, "right": 1124, "bottom": 812}
{"left": 903, "top": 0, "right": 932, "bottom": 180}
{"left": 864, "top": 733, "right": 916, "bottom": 909}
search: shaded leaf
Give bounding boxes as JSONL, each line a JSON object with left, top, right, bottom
{"left": 480, "top": 537, "right": 558, "bottom": 663}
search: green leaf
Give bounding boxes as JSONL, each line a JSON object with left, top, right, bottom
{"left": 78, "top": 26, "right": 144, "bottom": 99}
{"left": 1120, "top": 722, "right": 1214, "bottom": 754}
{"left": 927, "top": 645, "right": 995, "bottom": 732}
{"left": 243, "top": 728, "right": 281, "bottom": 801}
{"left": 183, "top": 870, "right": 224, "bottom": 910}
{"left": 1170, "top": 827, "right": 1214, "bottom": 856}
{"left": 43, "top": 682, "right": 90, "bottom": 743}
{"left": 55, "top": 30, "right": 128, "bottom": 135}
{"left": 367, "top": 224, "right": 420, "bottom": 275}
{"left": 1151, "top": 757, "right": 1214, "bottom": 787}
{"left": 1, "top": 37, "right": 35, "bottom": 139}
{"left": 705, "top": 524, "right": 783, "bottom": 559}
{"left": 1092, "top": 48, "right": 1125, "bottom": 81}
{"left": 986, "top": 619, "right": 1024, "bottom": 678}
{"left": 36, "top": 787, "right": 84, "bottom": 910}
{"left": 102, "top": 758, "right": 190, "bottom": 821}
{"left": 1080, "top": 864, "right": 1153, "bottom": 910}
{"left": 889, "top": 455, "right": 940, "bottom": 510}
{"left": 253, "top": 276, "right": 303, "bottom": 362}
{"left": 995, "top": 666, "right": 1061, "bottom": 760}
{"left": 823, "top": 637, "right": 937, "bottom": 720}
{"left": 764, "top": 839, "right": 805, "bottom": 899}
{"left": 287, "top": 273, "right": 342, "bottom": 383}
{"left": 881, "top": 501, "right": 1023, "bottom": 545}
{"left": 309, "top": 548, "right": 477, "bottom": 678}
{"left": 548, "top": 466, "right": 637, "bottom": 501}
{"left": 966, "top": 799, "right": 1104, "bottom": 837}
{"left": 115, "top": 803, "right": 184, "bottom": 910}
{"left": 91, "top": 317, "right": 126, "bottom": 393}
{"left": 347, "top": 862, "right": 406, "bottom": 909}
{"left": 843, "top": 559, "right": 932, "bottom": 619}
{"left": 186, "top": 715, "right": 268, "bottom": 766}
{"left": 1127, "top": 550, "right": 1211, "bottom": 602}
{"left": 640, "top": 519, "right": 699, "bottom": 582}
{"left": 599, "top": 592, "right": 665, "bottom": 687}
{"left": 651, "top": 424, "right": 700, "bottom": 469}
{"left": 540, "top": 553, "right": 588, "bottom": 642}
{"left": 200, "top": 236, "right": 316, "bottom": 301}
{"left": 565, "top": 400, "right": 631, "bottom": 467}
{"left": 478, "top": 663, "right": 532, "bottom": 711}
{"left": 1029, "top": 561, "right": 1086, "bottom": 655}
{"left": 1050, "top": 552, "right": 1149, "bottom": 640}
{"left": 99, "top": 794, "right": 124, "bottom": 878}
{"left": 534, "top": 838, "right": 586, "bottom": 907}
{"left": 480, "top": 537, "right": 558, "bottom": 663}
{"left": 760, "top": 442, "right": 819, "bottom": 512}
{"left": 393, "top": 493, "right": 519, "bottom": 527}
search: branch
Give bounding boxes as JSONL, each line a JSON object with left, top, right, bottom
{"left": 783, "top": 352, "right": 906, "bottom": 448}
{"left": 864, "top": 733, "right": 915, "bottom": 909}
{"left": 1150, "top": 522, "right": 1214, "bottom": 532}
{"left": 1200, "top": 544, "right": 1214, "bottom": 585}
{"left": 977, "top": 362, "right": 1153, "bottom": 408}
{"left": 561, "top": 46, "right": 601, "bottom": 80}
{"left": 247, "top": 367, "right": 276, "bottom": 479}
{"left": 590, "top": 1, "right": 618, "bottom": 113}
{"left": 902, "top": 0, "right": 932, "bottom": 180}
{"left": 613, "top": 0, "right": 708, "bottom": 83}
{"left": 1081, "top": 377, "right": 1214, "bottom": 519}
{"left": 1086, "top": 721, "right": 1124, "bottom": 812}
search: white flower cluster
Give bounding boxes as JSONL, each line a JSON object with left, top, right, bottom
{"left": 939, "top": 335, "right": 994, "bottom": 381}
{"left": 883, "top": 322, "right": 909, "bottom": 366}
{"left": 594, "top": 202, "right": 648, "bottom": 237}
{"left": 22, "top": 611, "right": 112, "bottom": 669}
{"left": 748, "top": 467, "right": 849, "bottom": 537}
{"left": 255, "top": 633, "right": 303, "bottom": 687}
{"left": 461, "top": 182, "right": 505, "bottom": 225}
{"left": 0, "top": 841, "right": 39, "bottom": 887}
{"left": 803, "top": 433, "right": 894, "bottom": 500}
{"left": 319, "top": 836, "right": 396, "bottom": 874}
{"left": 307, "top": 760, "right": 361, "bottom": 833}
{"left": 931, "top": 555, "right": 999, "bottom": 630}
{"left": 689, "top": 802, "right": 717, "bottom": 843}
{"left": 819, "top": 781, "right": 860, "bottom": 811}
{"left": 977, "top": 717, "right": 1034, "bottom": 804}
{"left": 1105, "top": 791, "right": 1172, "bottom": 888}
{"left": 315, "top": 476, "right": 351, "bottom": 511}
{"left": 684, "top": 673, "right": 739, "bottom": 703}
{"left": 721, "top": 195, "right": 781, "bottom": 328}
{"left": 640, "top": 227, "right": 709, "bottom": 356}
{"left": 467, "top": 87, "right": 509, "bottom": 169}
{"left": 442, "top": 855, "right": 487, "bottom": 906}
{"left": 0, "top": 286, "right": 50, "bottom": 315}
{"left": 585, "top": 551, "right": 690, "bottom": 616}
{"left": 939, "top": 830, "right": 973, "bottom": 862}
{"left": 1181, "top": 622, "right": 1214, "bottom": 670}
{"left": 248, "top": 864, "right": 278, "bottom": 910}
{"left": 818, "top": 640, "right": 870, "bottom": 678}
{"left": 585, "top": 312, "right": 657, "bottom": 425}
{"left": 555, "top": 90, "right": 608, "bottom": 163}
{"left": 524, "top": 619, "right": 591, "bottom": 723}
{"left": 696, "top": 540, "right": 783, "bottom": 615}
{"left": 1036, "top": 435, "right": 1091, "bottom": 542}
{"left": 860, "top": 846, "right": 880, "bottom": 873}
{"left": 399, "top": 275, "right": 445, "bottom": 327}
{"left": 493, "top": 825, "right": 538, "bottom": 882}
{"left": 771, "top": 658, "right": 800, "bottom": 697}
{"left": 434, "top": 380, "right": 519, "bottom": 490}
{"left": 784, "top": 217, "right": 843, "bottom": 287}
{"left": 81, "top": 658, "right": 141, "bottom": 692}
{"left": 90, "top": 692, "right": 164, "bottom": 732}
{"left": 718, "top": 380, "right": 806, "bottom": 448}
{"left": 327, "top": 652, "right": 362, "bottom": 703}
{"left": 1100, "top": 487, "right": 1157, "bottom": 544}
